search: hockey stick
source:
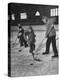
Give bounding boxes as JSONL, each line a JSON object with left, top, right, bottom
{"left": 12, "top": 33, "right": 18, "bottom": 48}
{"left": 12, "top": 38, "right": 18, "bottom": 48}
{"left": 35, "top": 37, "right": 46, "bottom": 54}
{"left": 34, "top": 25, "right": 56, "bottom": 55}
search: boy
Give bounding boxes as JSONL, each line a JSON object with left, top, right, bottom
{"left": 27, "top": 26, "right": 36, "bottom": 59}
{"left": 42, "top": 16, "right": 58, "bottom": 58}
{"left": 17, "top": 24, "right": 28, "bottom": 49}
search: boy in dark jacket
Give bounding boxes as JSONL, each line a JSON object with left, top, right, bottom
{"left": 17, "top": 24, "right": 28, "bottom": 48}
{"left": 42, "top": 16, "right": 58, "bottom": 58}
{"left": 27, "top": 26, "right": 36, "bottom": 59}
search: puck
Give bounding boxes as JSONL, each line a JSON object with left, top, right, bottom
{"left": 19, "top": 50, "right": 22, "bottom": 52}
{"left": 30, "top": 63, "right": 34, "bottom": 65}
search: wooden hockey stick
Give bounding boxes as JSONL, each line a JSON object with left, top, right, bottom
{"left": 12, "top": 33, "right": 19, "bottom": 48}
{"left": 34, "top": 37, "right": 46, "bottom": 54}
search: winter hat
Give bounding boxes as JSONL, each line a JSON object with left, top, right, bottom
{"left": 18, "top": 24, "right": 22, "bottom": 28}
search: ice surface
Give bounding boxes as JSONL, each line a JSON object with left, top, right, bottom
{"left": 10, "top": 27, "right": 59, "bottom": 77}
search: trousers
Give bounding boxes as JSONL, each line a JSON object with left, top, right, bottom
{"left": 45, "top": 36, "right": 58, "bottom": 55}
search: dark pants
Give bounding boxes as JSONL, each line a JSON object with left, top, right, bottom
{"left": 19, "top": 37, "right": 28, "bottom": 47}
{"left": 29, "top": 43, "right": 35, "bottom": 53}
{"left": 45, "top": 36, "right": 58, "bottom": 55}
{"left": 23, "top": 39, "right": 28, "bottom": 47}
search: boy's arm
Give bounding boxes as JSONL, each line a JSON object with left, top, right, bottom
{"left": 17, "top": 31, "right": 21, "bottom": 38}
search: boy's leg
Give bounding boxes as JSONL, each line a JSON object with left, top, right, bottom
{"left": 51, "top": 36, "right": 58, "bottom": 57}
{"left": 29, "top": 44, "right": 35, "bottom": 58}
{"left": 18, "top": 39, "right": 24, "bottom": 52}
{"left": 23, "top": 39, "right": 28, "bottom": 48}
{"left": 43, "top": 37, "right": 51, "bottom": 55}
{"left": 19, "top": 38, "right": 24, "bottom": 47}
{"left": 29, "top": 43, "right": 41, "bottom": 61}
{"left": 31, "top": 44, "right": 41, "bottom": 61}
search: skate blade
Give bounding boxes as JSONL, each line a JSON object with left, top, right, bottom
{"left": 34, "top": 58, "right": 42, "bottom": 62}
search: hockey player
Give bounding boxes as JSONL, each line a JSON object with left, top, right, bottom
{"left": 27, "top": 26, "right": 36, "bottom": 59}
{"left": 42, "top": 16, "right": 58, "bottom": 58}
{"left": 17, "top": 24, "right": 28, "bottom": 49}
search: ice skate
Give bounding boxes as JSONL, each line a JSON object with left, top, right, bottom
{"left": 42, "top": 52, "right": 48, "bottom": 55}
{"left": 52, "top": 54, "right": 58, "bottom": 58}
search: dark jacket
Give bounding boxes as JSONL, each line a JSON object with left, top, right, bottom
{"left": 18, "top": 28, "right": 24, "bottom": 38}
{"left": 28, "top": 30, "right": 36, "bottom": 45}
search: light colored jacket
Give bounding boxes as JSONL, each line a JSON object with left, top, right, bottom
{"left": 46, "top": 21, "right": 56, "bottom": 37}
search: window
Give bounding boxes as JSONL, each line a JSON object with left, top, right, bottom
{"left": 35, "top": 11, "right": 40, "bottom": 16}
{"left": 11, "top": 14, "right": 15, "bottom": 20}
{"left": 50, "top": 8, "right": 58, "bottom": 16}
{"left": 20, "top": 13, "right": 27, "bottom": 19}
{"left": 55, "top": 8, "right": 58, "bottom": 16}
